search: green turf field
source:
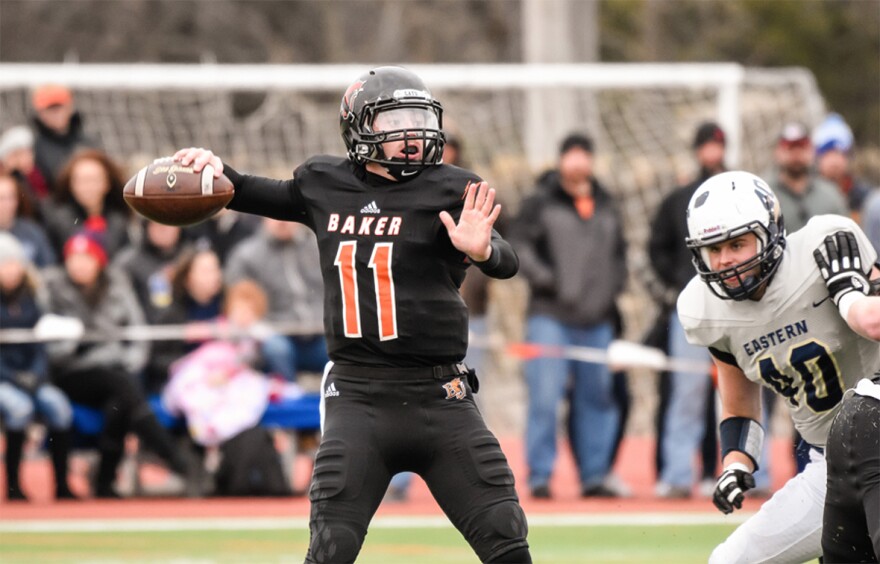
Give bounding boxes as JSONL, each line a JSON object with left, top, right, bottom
{"left": 0, "top": 523, "right": 739, "bottom": 563}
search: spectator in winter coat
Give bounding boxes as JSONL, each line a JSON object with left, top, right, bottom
{"left": 0, "top": 233, "right": 76, "bottom": 501}
{"left": 144, "top": 245, "right": 225, "bottom": 394}
{"left": 41, "top": 149, "right": 131, "bottom": 260}
{"left": 225, "top": 218, "right": 326, "bottom": 382}
{"left": 812, "top": 112, "right": 872, "bottom": 222}
{"left": 0, "top": 173, "right": 56, "bottom": 268}
{"left": 509, "top": 133, "right": 628, "bottom": 499}
{"left": 768, "top": 122, "right": 848, "bottom": 234}
{"left": 648, "top": 121, "right": 725, "bottom": 499}
{"left": 30, "top": 85, "right": 99, "bottom": 188}
{"left": 182, "top": 209, "right": 260, "bottom": 266}
{"left": 0, "top": 125, "right": 50, "bottom": 210}
{"left": 114, "top": 220, "right": 190, "bottom": 323}
{"left": 41, "top": 229, "right": 188, "bottom": 498}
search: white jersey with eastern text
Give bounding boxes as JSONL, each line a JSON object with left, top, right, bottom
{"left": 678, "top": 214, "right": 880, "bottom": 447}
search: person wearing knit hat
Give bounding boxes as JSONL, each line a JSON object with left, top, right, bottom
{"left": 0, "top": 231, "right": 78, "bottom": 502}
{"left": 692, "top": 121, "right": 726, "bottom": 150}
{"left": 0, "top": 231, "right": 26, "bottom": 266}
{"left": 647, "top": 120, "right": 728, "bottom": 500}
{"left": 0, "top": 126, "right": 34, "bottom": 161}
{"left": 0, "top": 126, "right": 50, "bottom": 202}
{"left": 43, "top": 228, "right": 190, "bottom": 498}
{"left": 813, "top": 113, "right": 853, "bottom": 155}
{"left": 812, "top": 113, "right": 871, "bottom": 220}
{"left": 63, "top": 229, "right": 108, "bottom": 268}
{"left": 61, "top": 229, "right": 111, "bottom": 294}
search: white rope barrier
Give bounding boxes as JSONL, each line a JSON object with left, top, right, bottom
{"left": 468, "top": 334, "right": 713, "bottom": 376}
{"left": 0, "top": 317, "right": 324, "bottom": 344}
{"left": 0, "top": 317, "right": 712, "bottom": 375}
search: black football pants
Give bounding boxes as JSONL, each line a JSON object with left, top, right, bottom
{"left": 304, "top": 363, "right": 530, "bottom": 563}
{"left": 822, "top": 392, "right": 880, "bottom": 563}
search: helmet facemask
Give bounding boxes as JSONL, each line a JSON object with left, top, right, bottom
{"left": 339, "top": 67, "right": 446, "bottom": 181}
{"left": 685, "top": 171, "right": 787, "bottom": 301}
{"left": 688, "top": 218, "right": 785, "bottom": 301}
{"left": 360, "top": 105, "right": 445, "bottom": 180}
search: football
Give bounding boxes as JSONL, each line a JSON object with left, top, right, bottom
{"left": 123, "top": 157, "right": 234, "bottom": 226}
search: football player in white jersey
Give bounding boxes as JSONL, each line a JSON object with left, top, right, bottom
{"left": 678, "top": 170, "right": 880, "bottom": 564}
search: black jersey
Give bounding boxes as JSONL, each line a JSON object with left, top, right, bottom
{"left": 225, "top": 156, "right": 518, "bottom": 367}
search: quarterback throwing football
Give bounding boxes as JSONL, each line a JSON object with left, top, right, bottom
{"left": 175, "top": 66, "right": 530, "bottom": 563}
{"left": 678, "top": 170, "right": 880, "bottom": 563}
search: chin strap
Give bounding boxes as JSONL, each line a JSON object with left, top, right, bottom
{"left": 382, "top": 161, "right": 425, "bottom": 181}
{"left": 740, "top": 275, "right": 759, "bottom": 292}
{"left": 725, "top": 274, "right": 759, "bottom": 301}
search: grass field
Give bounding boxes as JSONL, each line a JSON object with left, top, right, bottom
{"left": 0, "top": 521, "right": 739, "bottom": 563}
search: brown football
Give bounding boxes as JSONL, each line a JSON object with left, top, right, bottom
{"left": 123, "top": 157, "right": 234, "bottom": 226}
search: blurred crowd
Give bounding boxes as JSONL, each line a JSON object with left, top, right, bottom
{"left": 1, "top": 84, "right": 876, "bottom": 503}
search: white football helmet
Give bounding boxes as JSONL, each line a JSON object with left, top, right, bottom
{"left": 685, "top": 170, "right": 786, "bottom": 300}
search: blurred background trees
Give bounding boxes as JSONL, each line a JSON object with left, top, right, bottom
{"left": 1, "top": 0, "right": 876, "bottom": 172}
{"left": 601, "top": 0, "right": 878, "bottom": 158}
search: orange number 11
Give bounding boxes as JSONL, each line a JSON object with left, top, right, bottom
{"left": 334, "top": 241, "right": 398, "bottom": 341}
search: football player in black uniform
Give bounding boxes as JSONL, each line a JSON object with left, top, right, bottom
{"left": 175, "top": 66, "right": 531, "bottom": 564}
{"left": 822, "top": 377, "right": 880, "bottom": 562}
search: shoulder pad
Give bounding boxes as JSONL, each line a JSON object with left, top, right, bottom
{"left": 796, "top": 214, "right": 878, "bottom": 267}
{"left": 676, "top": 276, "right": 751, "bottom": 348}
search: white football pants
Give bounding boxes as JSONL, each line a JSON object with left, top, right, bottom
{"left": 709, "top": 448, "right": 825, "bottom": 564}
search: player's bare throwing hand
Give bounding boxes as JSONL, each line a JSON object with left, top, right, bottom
{"left": 440, "top": 181, "right": 501, "bottom": 262}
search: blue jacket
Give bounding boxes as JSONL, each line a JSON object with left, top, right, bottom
{"left": 0, "top": 283, "right": 48, "bottom": 385}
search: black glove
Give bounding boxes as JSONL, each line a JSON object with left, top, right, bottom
{"left": 813, "top": 231, "right": 871, "bottom": 307}
{"left": 712, "top": 462, "right": 755, "bottom": 514}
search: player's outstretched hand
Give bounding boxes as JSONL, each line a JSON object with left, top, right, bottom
{"left": 173, "top": 147, "right": 224, "bottom": 179}
{"left": 712, "top": 463, "right": 755, "bottom": 514}
{"left": 813, "top": 230, "right": 871, "bottom": 307}
{"left": 439, "top": 181, "right": 501, "bottom": 262}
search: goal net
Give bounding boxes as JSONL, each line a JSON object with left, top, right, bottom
{"left": 0, "top": 62, "right": 827, "bottom": 432}
{"left": 0, "top": 62, "right": 826, "bottom": 326}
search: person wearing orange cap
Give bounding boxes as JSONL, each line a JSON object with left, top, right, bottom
{"left": 30, "top": 84, "right": 98, "bottom": 188}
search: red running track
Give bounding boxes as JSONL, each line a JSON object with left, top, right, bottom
{"left": 0, "top": 435, "right": 794, "bottom": 520}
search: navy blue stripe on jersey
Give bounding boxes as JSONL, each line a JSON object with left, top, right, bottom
{"left": 709, "top": 346, "right": 740, "bottom": 368}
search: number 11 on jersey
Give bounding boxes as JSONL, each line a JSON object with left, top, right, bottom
{"left": 334, "top": 241, "right": 398, "bottom": 341}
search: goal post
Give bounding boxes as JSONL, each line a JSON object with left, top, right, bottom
{"left": 0, "top": 61, "right": 826, "bottom": 332}
{"left": 0, "top": 62, "right": 824, "bottom": 174}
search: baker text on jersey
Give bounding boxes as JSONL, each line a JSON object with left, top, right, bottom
{"left": 327, "top": 213, "right": 403, "bottom": 236}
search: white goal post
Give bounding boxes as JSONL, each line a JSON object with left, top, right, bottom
{"left": 0, "top": 62, "right": 824, "bottom": 172}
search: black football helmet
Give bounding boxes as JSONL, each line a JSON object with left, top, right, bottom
{"left": 339, "top": 66, "right": 445, "bottom": 179}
